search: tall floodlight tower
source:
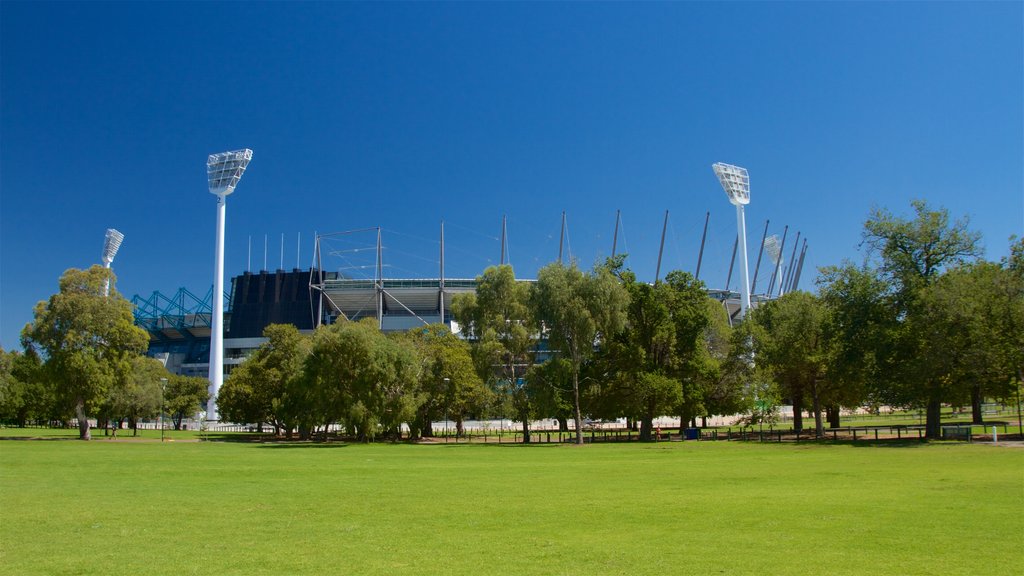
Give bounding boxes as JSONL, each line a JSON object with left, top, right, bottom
{"left": 206, "top": 149, "right": 253, "bottom": 420}
{"left": 101, "top": 228, "right": 124, "bottom": 297}
{"left": 713, "top": 162, "right": 752, "bottom": 318}
{"left": 764, "top": 234, "right": 784, "bottom": 297}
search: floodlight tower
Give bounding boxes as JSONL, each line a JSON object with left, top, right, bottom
{"left": 713, "top": 162, "right": 752, "bottom": 318}
{"left": 101, "top": 228, "right": 124, "bottom": 297}
{"left": 764, "top": 234, "right": 784, "bottom": 297}
{"left": 206, "top": 148, "right": 253, "bottom": 420}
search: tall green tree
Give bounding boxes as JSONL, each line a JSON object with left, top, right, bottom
{"left": 304, "top": 319, "right": 421, "bottom": 441}
{"left": 698, "top": 299, "right": 747, "bottom": 424}
{"left": 817, "top": 264, "right": 890, "bottom": 427}
{"left": 0, "top": 348, "right": 50, "bottom": 427}
{"left": 532, "top": 261, "right": 628, "bottom": 444}
{"left": 919, "top": 259, "right": 1021, "bottom": 423}
{"left": 165, "top": 374, "right": 210, "bottom": 430}
{"left": 217, "top": 324, "right": 311, "bottom": 436}
{"left": 752, "top": 292, "right": 832, "bottom": 437}
{"left": 21, "top": 266, "right": 150, "bottom": 439}
{"left": 402, "top": 324, "right": 488, "bottom": 439}
{"left": 100, "top": 356, "right": 165, "bottom": 436}
{"left": 861, "top": 200, "right": 982, "bottom": 438}
{"left": 594, "top": 266, "right": 710, "bottom": 440}
{"left": 451, "top": 265, "right": 536, "bottom": 441}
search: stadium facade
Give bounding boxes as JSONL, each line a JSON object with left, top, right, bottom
{"left": 135, "top": 267, "right": 759, "bottom": 378}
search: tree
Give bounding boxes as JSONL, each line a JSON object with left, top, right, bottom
{"left": 402, "top": 324, "right": 488, "bottom": 439}
{"left": 593, "top": 266, "right": 711, "bottom": 440}
{"left": 451, "top": 265, "right": 536, "bottom": 441}
{"left": 0, "top": 348, "right": 50, "bottom": 427}
{"left": 100, "top": 356, "right": 164, "bottom": 436}
{"left": 217, "top": 324, "right": 311, "bottom": 436}
{"left": 752, "top": 292, "right": 832, "bottom": 437}
{"left": 532, "top": 261, "right": 628, "bottom": 444}
{"left": 304, "top": 319, "right": 421, "bottom": 441}
{"left": 21, "top": 266, "right": 150, "bottom": 439}
{"left": 164, "top": 374, "right": 210, "bottom": 430}
{"left": 817, "top": 264, "right": 890, "bottom": 428}
{"left": 918, "top": 260, "right": 1020, "bottom": 423}
{"left": 698, "top": 299, "right": 747, "bottom": 424}
{"left": 861, "top": 200, "right": 983, "bottom": 438}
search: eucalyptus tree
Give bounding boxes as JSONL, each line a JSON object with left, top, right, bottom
{"left": 919, "top": 258, "right": 1022, "bottom": 423}
{"left": 0, "top": 348, "right": 49, "bottom": 427}
{"left": 594, "top": 266, "right": 710, "bottom": 440}
{"left": 304, "top": 319, "right": 421, "bottom": 441}
{"left": 817, "top": 264, "right": 890, "bottom": 427}
{"left": 752, "top": 292, "right": 831, "bottom": 437}
{"left": 217, "top": 323, "right": 311, "bottom": 436}
{"left": 532, "top": 261, "right": 628, "bottom": 444}
{"left": 164, "top": 374, "right": 210, "bottom": 430}
{"left": 402, "top": 324, "right": 488, "bottom": 439}
{"left": 100, "top": 355, "right": 165, "bottom": 436}
{"left": 861, "top": 200, "right": 982, "bottom": 438}
{"left": 451, "top": 264, "right": 537, "bottom": 441}
{"left": 21, "top": 266, "right": 150, "bottom": 440}
{"left": 698, "top": 299, "right": 747, "bottom": 424}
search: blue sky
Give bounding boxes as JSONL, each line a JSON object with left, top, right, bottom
{"left": 2, "top": 1, "right": 1022, "bottom": 350}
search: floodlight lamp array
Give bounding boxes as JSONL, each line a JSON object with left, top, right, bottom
{"left": 207, "top": 149, "right": 253, "bottom": 196}
{"left": 102, "top": 228, "right": 125, "bottom": 264}
{"left": 764, "top": 235, "right": 782, "bottom": 263}
{"left": 712, "top": 162, "right": 750, "bottom": 206}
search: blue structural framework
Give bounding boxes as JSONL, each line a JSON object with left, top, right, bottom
{"left": 132, "top": 286, "right": 225, "bottom": 376}
{"left": 132, "top": 286, "right": 220, "bottom": 338}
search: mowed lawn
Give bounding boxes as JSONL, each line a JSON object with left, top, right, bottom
{"left": 0, "top": 435, "right": 1021, "bottom": 576}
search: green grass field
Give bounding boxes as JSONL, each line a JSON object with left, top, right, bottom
{"left": 1, "top": 432, "right": 1021, "bottom": 575}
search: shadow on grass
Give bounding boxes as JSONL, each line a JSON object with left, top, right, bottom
{"left": 0, "top": 435, "right": 82, "bottom": 441}
{"left": 844, "top": 439, "right": 933, "bottom": 448}
{"left": 256, "top": 442, "right": 351, "bottom": 449}
{"left": 425, "top": 440, "right": 581, "bottom": 448}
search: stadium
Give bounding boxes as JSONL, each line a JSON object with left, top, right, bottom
{"left": 134, "top": 218, "right": 804, "bottom": 380}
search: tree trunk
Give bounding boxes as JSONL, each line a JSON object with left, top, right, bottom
{"left": 925, "top": 396, "right": 942, "bottom": 439}
{"left": 456, "top": 417, "right": 464, "bottom": 438}
{"left": 639, "top": 417, "right": 653, "bottom": 442}
{"left": 557, "top": 417, "right": 568, "bottom": 432}
{"left": 75, "top": 399, "right": 91, "bottom": 440}
{"left": 572, "top": 370, "right": 583, "bottom": 445}
{"left": 970, "top": 385, "right": 984, "bottom": 425}
{"left": 521, "top": 419, "right": 530, "bottom": 444}
{"left": 701, "top": 416, "right": 708, "bottom": 428}
{"left": 811, "top": 384, "right": 823, "bottom": 438}
{"left": 792, "top": 390, "right": 804, "bottom": 433}
{"left": 826, "top": 405, "right": 840, "bottom": 429}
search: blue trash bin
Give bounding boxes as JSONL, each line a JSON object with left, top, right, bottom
{"left": 684, "top": 428, "right": 699, "bottom": 440}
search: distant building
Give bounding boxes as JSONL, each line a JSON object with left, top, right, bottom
{"left": 135, "top": 268, "right": 754, "bottom": 379}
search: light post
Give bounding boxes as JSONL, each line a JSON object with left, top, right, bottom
{"left": 713, "top": 162, "right": 752, "bottom": 319}
{"left": 160, "top": 377, "right": 167, "bottom": 442}
{"left": 206, "top": 149, "right": 253, "bottom": 420}
{"left": 764, "top": 234, "right": 784, "bottom": 297}
{"left": 101, "top": 228, "right": 124, "bottom": 297}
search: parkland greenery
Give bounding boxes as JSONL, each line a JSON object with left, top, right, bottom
{"left": 3, "top": 201, "right": 1022, "bottom": 440}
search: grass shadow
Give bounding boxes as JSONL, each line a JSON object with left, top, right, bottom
{"left": 256, "top": 442, "right": 351, "bottom": 449}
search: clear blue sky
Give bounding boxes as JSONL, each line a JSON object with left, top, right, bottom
{"left": 2, "top": 1, "right": 1022, "bottom": 350}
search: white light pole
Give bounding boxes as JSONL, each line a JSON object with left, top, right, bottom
{"left": 764, "top": 234, "right": 784, "bottom": 297}
{"left": 713, "top": 162, "right": 752, "bottom": 319}
{"left": 206, "top": 149, "right": 253, "bottom": 420}
{"left": 101, "top": 228, "right": 124, "bottom": 297}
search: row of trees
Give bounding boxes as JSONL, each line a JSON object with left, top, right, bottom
{"left": 5, "top": 201, "right": 1021, "bottom": 442}
{"left": 1, "top": 266, "right": 209, "bottom": 439}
